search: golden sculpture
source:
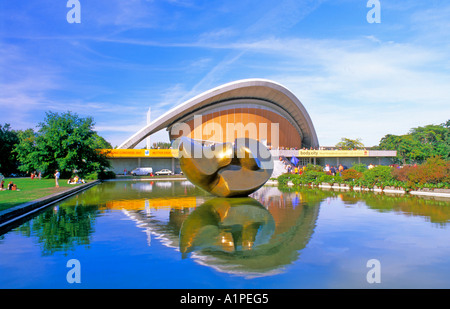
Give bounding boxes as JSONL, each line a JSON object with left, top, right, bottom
{"left": 178, "top": 137, "right": 274, "bottom": 197}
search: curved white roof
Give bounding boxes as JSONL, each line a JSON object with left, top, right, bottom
{"left": 118, "top": 78, "right": 319, "bottom": 149}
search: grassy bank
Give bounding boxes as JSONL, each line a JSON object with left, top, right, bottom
{"left": 0, "top": 178, "right": 93, "bottom": 211}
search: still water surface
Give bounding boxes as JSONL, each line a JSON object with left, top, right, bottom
{"left": 1, "top": 180, "right": 450, "bottom": 288}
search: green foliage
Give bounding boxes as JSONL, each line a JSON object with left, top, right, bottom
{"left": 294, "top": 170, "right": 325, "bottom": 186}
{"left": 97, "top": 170, "right": 116, "bottom": 180}
{"left": 341, "top": 168, "right": 363, "bottom": 181}
{"left": 14, "top": 111, "right": 111, "bottom": 178}
{"left": 335, "top": 137, "right": 365, "bottom": 150}
{"left": 13, "top": 128, "right": 38, "bottom": 174}
{"left": 391, "top": 156, "right": 450, "bottom": 186}
{"left": 305, "top": 164, "right": 324, "bottom": 172}
{"left": 363, "top": 166, "right": 394, "bottom": 186}
{"left": 318, "top": 174, "right": 334, "bottom": 184}
{"left": 85, "top": 170, "right": 116, "bottom": 180}
{"left": 277, "top": 157, "right": 449, "bottom": 192}
{"left": 351, "top": 163, "right": 367, "bottom": 173}
{"left": 0, "top": 123, "right": 20, "bottom": 176}
{"left": 151, "top": 141, "right": 172, "bottom": 149}
{"left": 278, "top": 170, "right": 327, "bottom": 186}
{"left": 277, "top": 173, "right": 292, "bottom": 186}
{"left": 377, "top": 120, "right": 450, "bottom": 164}
{"left": 319, "top": 174, "right": 342, "bottom": 185}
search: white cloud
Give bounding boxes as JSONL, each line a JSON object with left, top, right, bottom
{"left": 2, "top": 0, "right": 449, "bottom": 149}
{"left": 211, "top": 36, "right": 450, "bottom": 146}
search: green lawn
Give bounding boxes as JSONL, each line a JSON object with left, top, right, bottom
{"left": 0, "top": 178, "right": 92, "bottom": 211}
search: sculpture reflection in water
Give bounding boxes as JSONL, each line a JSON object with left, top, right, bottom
{"left": 178, "top": 194, "right": 320, "bottom": 277}
{"left": 177, "top": 137, "right": 273, "bottom": 197}
{"left": 179, "top": 197, "right": 275, "bottom": 257}
{"left": 118, "top": 189, "right": 320, "bottom": 278}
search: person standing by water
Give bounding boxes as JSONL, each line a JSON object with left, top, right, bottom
{"left": 54, "top": 170, "right": 60, "bottom": 188}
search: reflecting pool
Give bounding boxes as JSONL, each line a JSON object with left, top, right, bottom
{"left": 1, "top": 180, "right": 450, "bottom": 288}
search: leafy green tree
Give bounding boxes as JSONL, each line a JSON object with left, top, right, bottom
{"left": 335, "top": 137, "right": 365, "bottom": 150}
{"left": 0, "top": 123, "right": 20, "bottom": 176}
{"left": 14, "top": 128, "right": 39, "bottom": 174}
{"left": 377, "top": 120, "right": 450, "bottom": 164}
{"left": 151, "top": 141, "right": 172, "bottom": 149}
{"left": 14, "top": 111, "right": 111, "bottom": 178}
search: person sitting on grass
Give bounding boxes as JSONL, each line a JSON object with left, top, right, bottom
{"left": 7, "top": 181, "right": 19, "bottom": 191}
{"left": 0, "top": 180, "right": 4, "bottom": 190}
{"left": 68, "top": 175, "right": 86, "bottom": 184}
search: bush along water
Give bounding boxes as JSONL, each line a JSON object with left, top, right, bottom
{"left": 276, "top": 156, "right": 450, "bottom": 192}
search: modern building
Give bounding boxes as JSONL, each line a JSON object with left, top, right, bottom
{"left": 105, "top": 78, "right": 396, "bottom": 175}
{"left": 119, "top": 78, "right": 319, "bottom": 150}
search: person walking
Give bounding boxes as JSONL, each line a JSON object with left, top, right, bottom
{"left": 54, "top": 170, "right": 60, "bottom": 188}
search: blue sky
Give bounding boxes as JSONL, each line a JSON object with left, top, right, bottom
{"left": 1, "top": 0, "right": 449, "bottom": 148}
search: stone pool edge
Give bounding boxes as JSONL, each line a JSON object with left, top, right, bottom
{"left": 0, "top": 180, "right": 101, "bottom": 228}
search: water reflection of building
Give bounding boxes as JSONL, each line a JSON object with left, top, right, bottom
{"left": 120, "top": 188, "right": 321, "bottom": 278}
{"left": 251, "top": 186, "right": 313, "bottom": 236}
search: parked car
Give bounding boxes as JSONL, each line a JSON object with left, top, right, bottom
{"left": 155, "top": 169, "right": 173, "bottom": 176}
{"left": 131, "top": 167, "right": 153, "bottom": 176}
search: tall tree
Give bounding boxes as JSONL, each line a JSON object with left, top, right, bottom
{"left": 0, "top": 123, "right": 20, "bottom": 176}
{"left": 14, "top": 128, "right": 38, "bottom": 174}
{"left": 14, "top": 111, "right": 111, "bottom": 178}
{"left": 335, "top": 137, "right": 365, "bottom": 150}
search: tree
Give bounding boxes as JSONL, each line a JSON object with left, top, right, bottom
{"left": 14, "top": 111, "right": 111, "bottom": 178}
{"left": 377, "top": 120, "right": 450, "bottom": 164}
{"left": 151, "top": 142, "right": 171, "bottom": 149}
{"left": 0, "top": 123, "right": 20, "bottom": 176}
{"left": 335, "top": 137, "right": 365, "bottom": 150}
{"left": 14, "top": 128, "right": 39, "bottom": 174}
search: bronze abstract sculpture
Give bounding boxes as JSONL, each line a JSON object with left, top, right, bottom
{"left": 178, "top": 137, "right": 273, "bottom": 197}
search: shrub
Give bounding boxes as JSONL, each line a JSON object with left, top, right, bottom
{"left": 391, "top": 156, "right": 450, "bottom": 186}
{"left": 363, "top": 166, "right": 394, "bottom": 186}
{"left": 305, "top": 164, "right": 324, "bottom": 172}
{"left": 277, "top": 173, "right": 292, "bottom": 186}
{"left": 408, "top": 156, "right": 449, "bottom": 185}
{"left": 351, "top": 163, "right": 368, "bottom": 173}
{"left": 98, "top": 170, "right": 116, "bottom": 180}
{"left": 341, "top": 168, "right": 363, "bottom": 181}
{"left": 319, "top": 174, "right": 335, "bottom": 184}
{"left": 85, "top": 170, "right": 116, "bottom": 180}
{"left": 293, "top": 170, "right": 325, "bottom": 186}
{"left": 391, "top": 165, "right": 414, "bottom": 182}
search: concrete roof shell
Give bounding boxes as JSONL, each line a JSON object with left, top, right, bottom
{"left": 118, "top": 79, "right": 319, "bottom": 149}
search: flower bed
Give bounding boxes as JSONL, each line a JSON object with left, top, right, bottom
{"left": 277, "top": 157, "right": 450, "bottom": 193}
